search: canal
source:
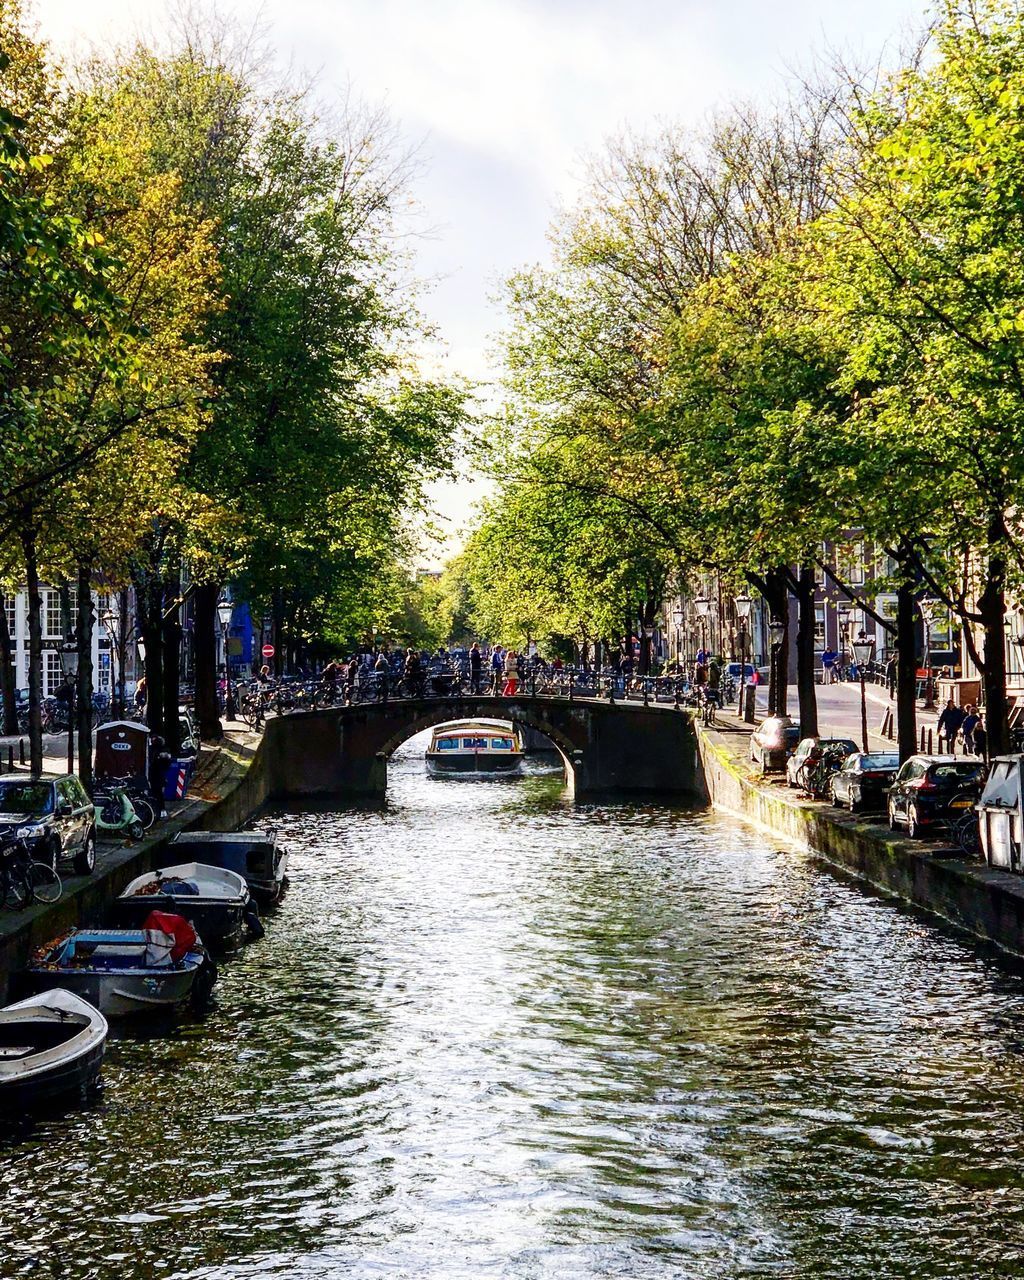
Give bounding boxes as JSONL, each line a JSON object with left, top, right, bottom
{"left": 5, "top": 733, "right": 1024, "bottom": 1278}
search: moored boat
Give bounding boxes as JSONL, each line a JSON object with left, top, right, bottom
{"left": 0, "top": 989, "right": 107, "bottom": 1109}
{"left": 168, "top": 830, "right": 289, "bottom": 905}
{"left": 425, "top": 721, "right": 524, "bottom": 776}
{"left": 27, "top": 915, "right": 213, "bottom": 1018}
{"left": 116, "top": 862, "right": 251, "bottom": 949}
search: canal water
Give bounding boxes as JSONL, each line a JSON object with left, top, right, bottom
{"left": 5, "top": 736, "right": 1024, "bottom": 1278}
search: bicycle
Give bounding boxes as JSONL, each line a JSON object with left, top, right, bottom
{"left": 0, "top": 836, "right": 61, "bottom": 908}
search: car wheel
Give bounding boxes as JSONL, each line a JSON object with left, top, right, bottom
{"left": 888, "top": 802, "right": 899, "bottom": 831}
{"left": 73, "top": 830, "right": 96, "bottom": 876}
{"left": 907, "top": 805, "right": 920, "bottom": 839}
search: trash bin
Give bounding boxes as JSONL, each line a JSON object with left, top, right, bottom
{"left": 743, "top": 685, "right": 757, "bottom": 724}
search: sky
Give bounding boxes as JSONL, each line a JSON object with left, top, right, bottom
{"left": 40, "top": 0, "right": 927, "bottom": 560}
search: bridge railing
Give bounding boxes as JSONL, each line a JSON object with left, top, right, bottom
{"left": 253, "top": 665, "right": 739, "bottom": 717}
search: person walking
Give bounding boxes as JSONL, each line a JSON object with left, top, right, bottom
{"left": 973, "top": 713, "right": 988, "bottom": 759}
{"left": 821, "top": 648, "right": 836, "bottom": 685}
{"left": 490, "top": 645, "right": 504, "bottom": 694}
{"left": 373, "top": 649, "right": 389, "bottom": 700}
{"left": 469, "top": 642, "right": 483, "bottom": 694}
{"left": 960, "top": 704, "right": 980, "bottom": 755}
{"left": 502, "top": 649, "right": 519, "bottom": 696}
{"left": 885, "top": 653, "right": 898, "bottom": 699}
{"left": 937, "top": 699, "right": 965, "bottom": 755}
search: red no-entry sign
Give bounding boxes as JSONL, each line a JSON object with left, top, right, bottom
{"left": 262, "top": 644, "right": 275, "bottom": 659}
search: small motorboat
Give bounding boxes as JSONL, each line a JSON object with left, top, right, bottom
{"left": 27, "top": 913, "right": 214, "bottom": 1018}
{"left": 0, "top": 988, "right": 108, "bottom": 1109}
{"left": 116, "top": 862, "right": 252, "bottom": 949}
{"left": 168, "top": 829, "right": 289, "bottom": 905}
{"left": 425, "top": 720, "right": 524, "bottom": 776}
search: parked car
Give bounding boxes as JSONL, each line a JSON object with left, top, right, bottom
{"left": 749, "top": 717, "right": 800, "bottom": 774}
{"left": 830, "top": 751, "right": 900, "bottom": 812}
{"left": 0, "top": 775, "right": 96, "bottom": 874}
{"left": 887, "top": 755, "right": 986, "bottom": 838}
{"left": 786, "top": 737, "right": 858, "bottom": 789}
{"left": 726, "top": 663, "right": 758, "bottom": 682}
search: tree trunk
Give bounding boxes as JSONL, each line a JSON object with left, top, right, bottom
{"left": 162, "top": 561, "right": 182, "bottom": 756}
{"left": 272, "top": 588, "right": 284, "bottom": 678}
{"left": 0, "top": 587, "right": 18, "bottom": 735}
{"left": 76, "top": 561, "right": 94, "bottom": 793}
{"left": 896, "top": 578, "right": 918, "bottom": 763}
{"left": 795, "top": 564, "right": 818, "bottom": 737}
{"left": 978, "top": 520, "right": 1010, "bottom": 755}
{"left": 20, "top": 524, "right": 43, "bottom": 775}
{"left": 134, "top": 568, "right": 165, "bottom": 745}
{"left": 194, "top": 581, "right": 221, "bottom": 740}
{"left": 114, "top": 587, "right": 129, "bottom": 721}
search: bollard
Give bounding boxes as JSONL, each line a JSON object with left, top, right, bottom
{"left": 919, "top": 726, "right": 925, "bottom": 752}
{"left": 927, "top": 728, "right": 933, "bottom": 754}
{"left": 19, "top": 738, "right": 25, "bottom": 765}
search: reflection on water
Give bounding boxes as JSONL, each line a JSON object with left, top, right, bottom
{"left": 4, "top": 732, "right": 1024, "bottom": 1278}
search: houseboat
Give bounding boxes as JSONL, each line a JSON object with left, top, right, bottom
{"left": 425, "top": 721, "right": 524, "bottom": 776}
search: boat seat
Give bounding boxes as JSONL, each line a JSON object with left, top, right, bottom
{"left": 0, "top": 1045, "right": 35, "bottom": 1059}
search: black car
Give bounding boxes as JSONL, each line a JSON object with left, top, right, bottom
{"left": 0, "top": 775, "right": 96, "bottom": 874}
{"left": 830, "top": 751, "right": 901, "bottom": 812}
{"left": 887, "top": 755, "right": 985, "bottom": 838}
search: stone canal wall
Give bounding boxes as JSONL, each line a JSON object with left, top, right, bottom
{"left": 695, "top": 720, "right": 1024, "bottom": 958}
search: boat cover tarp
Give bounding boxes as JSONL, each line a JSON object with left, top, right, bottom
{"left": 142, "top": 911, "right": 198, "bottom": 964}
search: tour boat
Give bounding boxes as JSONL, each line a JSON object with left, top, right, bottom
{"left": 425, "top": 720, "right": 524, "bottom": 776}
{"left": 27, "top": 916, "right": 214, "bottom": 1018}
{"left": 0, "top": 989, "right": 108, "bottom": 1108}
{"left": 169, "top": 830, "right": 289, "bottom": 905}
{"left": 116, "top": 862, "right": 252, "bottom": 949}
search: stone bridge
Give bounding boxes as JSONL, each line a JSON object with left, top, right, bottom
{"left": 262, "top": 696, "right": 701, "bottom": 801}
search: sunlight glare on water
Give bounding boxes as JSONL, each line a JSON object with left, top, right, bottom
{"left": 4, "top": 729, "right": 1024, "bottom": 1278}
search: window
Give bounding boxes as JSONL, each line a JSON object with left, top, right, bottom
{"left": 490, "top": 737, "right": 514, "bottom": 750}
{"left": 43, "top": 650, "right": 62, "bottom": 697}
{"left": 3, "top": 595, "right": 14, "bottom": 639}
{"left": 837, "top": 542, "right": 866, "bottom": 586}
{"left": 436, "top": 737, "right": 459, "bottom": 751}
{"left": 96, "top": 652, "right": 111, "bottom": 692}
{"left": 42, "top": 587, "right": 77, "bottom": 640}
{"left": 462, "top": 737, "right": 488, "bottom": 749}
{"left": 42, "top": 591, "right": 61, "bottom": 640}
{"left": 814, "top": 605, "right": 826, "bottom": 653}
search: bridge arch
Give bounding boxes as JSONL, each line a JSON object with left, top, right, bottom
{"left": 377, "top": 704, "right": 576, "bottom": 787}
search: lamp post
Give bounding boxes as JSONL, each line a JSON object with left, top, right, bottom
{"left": 920, "top": 597, "right": 940, "bottom": 709}
{"left": 694, "top": 597, "right": 711, "bottom": 661}
{"left": 100, "top": 608, "right": 123, "bottom": 720}
{"left": 57, "top": 637, "right": 78, "bottom": 775}
{"left": 735, "top": 595, "right": 753, "bottom": 716}
{"left": 851, "top": 633, "right": 876, "bottom": 752}
{"left": 837, "top": 603, "right": 852, "bottom": 678}
{"left": 768, "top": 617, "right": 785, "bottom": 715}
{"left": 217, "top": 599, "right": 237, "bottom": 722}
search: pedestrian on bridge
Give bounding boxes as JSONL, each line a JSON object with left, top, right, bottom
{"left": 470, "top": 642, "right": 483, "bottom": 693}
{"left": 502, "top": 649, "right": 519, "bottom": 696}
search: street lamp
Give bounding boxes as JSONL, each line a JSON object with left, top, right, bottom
{"left": 57, "top": 636, "right": 78, "bottom": 775}
{"left": 735, "top": 595, "right": 753, "bottom": 715}
{"left": 851, "top": 632, "right": 876, "bottom": 753}
{"left": 768, "top": 617, "right": 786, "bottom": 718}
{"left": 919, "top": 597, "right": 941, "bottom": 709}
{"left": 100, "top": 607, "right": 122, "bottom": 719}
{"left": 694, "top": 597, "right": 711, "bottom": 660}
{"left": 217, "top": 599, "right": 237, "bottom": 721}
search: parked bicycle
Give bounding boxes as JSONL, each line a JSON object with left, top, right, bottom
{"left": 0, "top": 834, "right": 61, "bottom": 909}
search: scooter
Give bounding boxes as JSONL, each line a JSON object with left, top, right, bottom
{"left": 94, "top": 789, "right": 145, "bottom": 842}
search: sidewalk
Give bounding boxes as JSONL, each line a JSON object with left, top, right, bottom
{"left": 738, "top": 680, "right": 928, "bottom": 753}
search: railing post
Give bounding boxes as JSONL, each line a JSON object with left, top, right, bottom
{"left": 643, "top": 681, "right": 649, "bottom": 707}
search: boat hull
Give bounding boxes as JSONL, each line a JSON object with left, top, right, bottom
{"left": 0, "top": 1037, "right": 105, "bottom": 1108}
{"left": 168, "top": 834, "right": 289, "bottom": 906}
{"left": 426, "top": 753, "right": 523, "bottom": 775}
{"left": 28, "top": 964, "right": 201, "bottom": 1018}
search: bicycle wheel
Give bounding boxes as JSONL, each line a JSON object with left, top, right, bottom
{"left": 132, "top": 797, "right": 156, "bottom": 830}
{"left": 1, "top": 866, "right": 29, "bottom": 910}
{"left": 28, "top": 862, "right": 62, "bottom": 904}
